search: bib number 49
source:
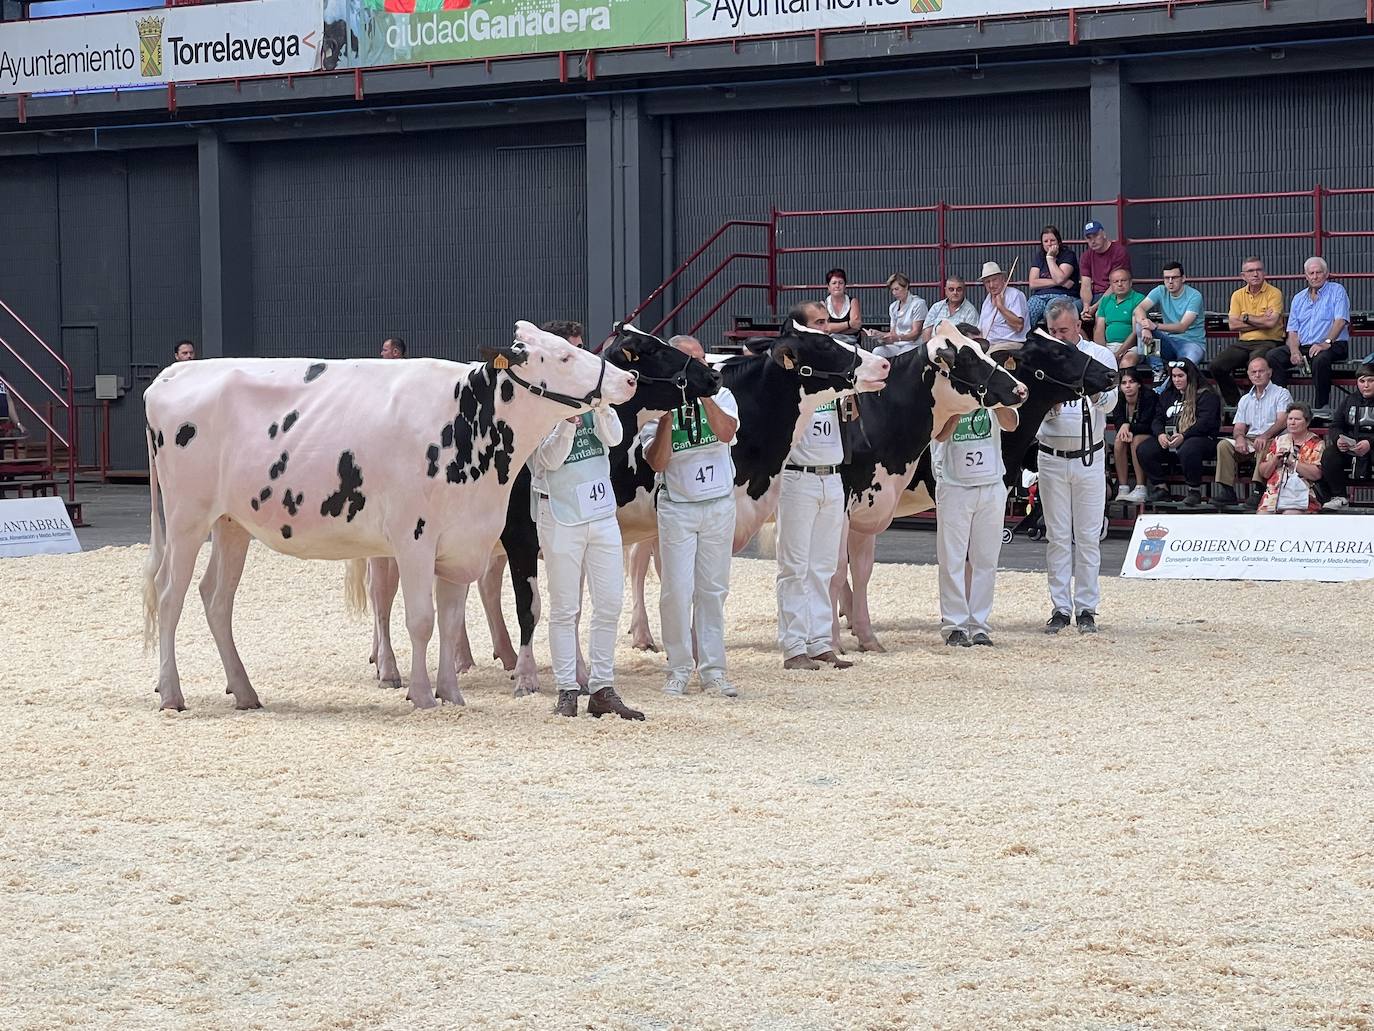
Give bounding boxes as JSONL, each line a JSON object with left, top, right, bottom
{"left": 587, "top": 481, "right": 608, "bottom": 502}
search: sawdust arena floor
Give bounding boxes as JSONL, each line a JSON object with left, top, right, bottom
{"left": 1, "top": 545, "right": 1371, "bottom": 1030}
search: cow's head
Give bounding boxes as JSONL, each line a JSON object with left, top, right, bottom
{"left": 768, "top": 322, "right": 890, "bottom": 398}
{"left": 993, "top": 329, "right": 1117, "bottom": 404}
{"left": 925, "top": 320, "right": 1025, "bottom": 409}
{"left": 600, "top": 324, "right": 721, "bottom": 412}
{"left": 504, "top": 320, "right": 637, "bottom": 410}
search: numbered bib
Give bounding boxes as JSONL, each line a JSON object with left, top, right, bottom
{"left": 941, "top": 409, "right": 1003, "bottom": 486}
{"left": 577, "top": 477, "right": 616, "bottom": 520}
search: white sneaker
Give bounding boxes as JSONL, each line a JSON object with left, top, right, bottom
{"left": 1323, "top": 496, "right": 1350, "bottom": 511}
{"left": 662, "top": 675, "right": 689, "bottom": 697}
{"left": 704, "top": 675, "right": 739, "bottom": 698}
{"left": 1125, "top": 485, "right": 1148, "bottom": 504}
{"left": 1115, "top": 484, "right": 1132, "bottom": 501}
{"left": 1312, "top": 406, "right": 1333, "bottom": 421}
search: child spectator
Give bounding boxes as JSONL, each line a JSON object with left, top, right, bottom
{"left": 1320, "top": 359, "right": 1374, "bottom": 510}
{"left": 1136, "top": 358, "right": 1221, "bottom": 508}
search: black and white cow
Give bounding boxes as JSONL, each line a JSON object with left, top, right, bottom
{"left": 835, "top": 326, "right": 1118, "bottom": 651}
{"left": 143, "top": 321, "right": 637, "bottom": 713}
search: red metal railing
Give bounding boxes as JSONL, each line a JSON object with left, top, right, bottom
{"left": 631, "top": 184, "right": 1374, "bottom": 337}
{"left": 0, "top": 299, "right": 76, "bottom": 503}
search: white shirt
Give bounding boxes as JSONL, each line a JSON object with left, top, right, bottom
{"left": 788, "top": 398, "right": 844, "bottom": 466}
{"left": 639, "top": 388, "right": 739, "bottom": 503}
{"left": 979, "top": 287, "right": 1029, "bottom": 343}
{"left": 1036, "top": 338, "right": 1119, "bottom": 443}
{"left": 923, "top": 298, "right": 980, "bottom": 331}
{"left": 878, "top": 294, "right": 930, "bottom": 358}
{"left": 932, "top": 409, "right": 1006, "bottom": 487}
{"left": 529, "top": 406, "right": 622, "bottom": 495}
{"left": 1234, "top": 383, "right": 1293, "bottom": 439}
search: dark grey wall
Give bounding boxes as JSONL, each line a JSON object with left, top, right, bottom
{"left": 670, "top": 92, "right": 1091, "bottom": 341}
{"left": 248, "top": 122, "right": 586, "bottom": 362}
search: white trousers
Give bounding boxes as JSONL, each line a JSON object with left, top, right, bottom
{"left": 657, "top": 493, "right": 736, "bottom": 680}
{"left": 1037, "top": 446, "right": 1106, "bottom": 616}
{"left": 536, "top": 505, "right": 623, "bottom": 692}
{"left": 935, "top": 479, "right": 1006, "bottom": 636}
{"left": 775, "top": 469, "right": 845, "bottom": 659}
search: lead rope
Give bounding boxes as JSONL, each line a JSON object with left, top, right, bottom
{"left": 1080, "top": 392, "right": 1096, "bottom": 467}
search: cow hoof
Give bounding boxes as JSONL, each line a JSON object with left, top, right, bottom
{"left": 437, "top": 688, "right": 466, "bottom": 707}
{"left": 380, "top": 677, "right": 402, "bottom": 690}
{"left": 234, "top": 699, "right": 263, "bottom": 711}
{"left": 512, "top": 675, "right": 540, "bottom": 698}
{"left": 631, "top": 638, "right": 659, "bottom": 652}
{"left": 408, "top": 692, "right": 438, "bottom": 711}
{"left": 858, "top": 639, "right": 886, "bottom": 653}
{"left": 158, "top": 700, "right": 186, "bottom": 713}
{"left": 456, "top": 660, "right": 476, "bottom": 675}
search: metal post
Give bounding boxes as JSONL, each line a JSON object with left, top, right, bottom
{"left": 767, "top": 207, "right": 778, "bottom": 315}
{"left": 1313, "top": 183, "right": 1323, "bottom": 258}
{"left": 936, "top": 202, "right": 948, "bottom": 285}
{"left": 1116, "top": 192, "right": 1127, "bottom": 244}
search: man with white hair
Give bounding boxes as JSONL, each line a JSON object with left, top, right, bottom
{"left": 641, "top": 334, "right": 741, "bottom": 698}
{"left": 1037, "top": 297, "right": 1119, "bottom": 635}
{"left": 977, "top": 261, "right": 1028, "bottom": 344}
{"left": 1267, "top": 256, "right": 1350, "bottom": 421}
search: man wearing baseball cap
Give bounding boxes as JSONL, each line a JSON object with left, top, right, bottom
{"left": 1079, "top": 221, "right": 1132, "bottom": 321}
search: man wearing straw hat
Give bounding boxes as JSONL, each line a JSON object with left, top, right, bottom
{"left": 977, "top": 261, "right": 1028, "bottom": 345}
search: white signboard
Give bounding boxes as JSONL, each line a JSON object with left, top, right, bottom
{"left": 1121, "top": 513, "right": 1374, "bottom": 583}
{"left": 0, "top": 496, "right": 82, "bottom": 558}
{"left": 686, "top": 0, "right": 1147, "bottom": 42}
{"left": 0, "top": 0, "right": 320, "bottom": 95}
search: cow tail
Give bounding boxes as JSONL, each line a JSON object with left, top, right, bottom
{"left": 142, "top": 430, "right": 164, "bottom": 653}
{"left": 343, "top": 559, "right": 369, "bottom": 617}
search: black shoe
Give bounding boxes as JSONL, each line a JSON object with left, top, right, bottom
{"left": 1146, "top": 485, "right": 1172, "bottom": 504}
{"left": 555, "top": 690, "right": 579, "bottom": 718}
{"left": 1212, "top": 484, "right": 1238, "bottom": 507}
{"left": 587, "top": 687, "right": 645, "bottom": 721}
{"left": 1243, "top": 486, "right": 1263, "bottom": 512}
{"left": 1045, "top": 610, "right": 1072, "bottom": 635}
{"left": 1182, "top": 489, "right": 1204, "bottom": 508}
{"left": 945, "top": 629, "right": 972, "bottom": 647}
{"left": 970, "top": 631, "right": 994, "bottom": 647}
{"left": 1077, "top": 611, "right": 1099, "bottom": 634}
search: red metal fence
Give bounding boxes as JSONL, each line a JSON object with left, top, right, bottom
{"left": 0, "top": 298, "right": 76, "bottom": 503}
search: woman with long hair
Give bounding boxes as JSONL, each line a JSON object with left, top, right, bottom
{"left": 1026, "top": 224, "right": 1081, "bottom": 330}
{"left": 1135, "top": 358, "right": 1221, "bottom": 507}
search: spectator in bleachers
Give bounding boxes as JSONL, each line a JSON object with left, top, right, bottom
{"left": 1137, "top": 358, "right": 1221, "bottom": 508}
{"left": 977, "top": 261, "right": 1027, "bottom": 344}
{"left": 1026, "top": 225, "right": 1081, "bottom": 330}
{"left": 1267, "top": 256, "right": 1350, "bottom": 421}
{"left": 822, "top": 268, "right": 861, "bottom": 345}
{"left": 174, "top": 340, "right": 196, "bottom": 362}
{"left": 380, "top": 337, "right": 407, "bottom": 359}
{"left": 922, "top": 276, "right": 979, "bottom": 342}
{"left": 873, "top": 273, "right": 928, "bottom": 359}
{"left": 1079, "top": 221, "right": 1132, "bottom": 320}
{"left": 1109, "top": 366, "right": 1158, "bottom": 504}
{"left": 1094, "top": 268, "right": 1147, "bottom": 367}
{"left": 1320, "top": 359, "right": 1374, "bottom": 511}
{"left": 1210, "top": 257, "right": 1286, "bottom": 408}
{"left": 1213, "top": 356, "right": 1292, "bottom": 509}
{"left": 0, "top": 378, "right": 26, "bottom": 438}
{"left": 1132, "top": 262, "right": 1207, "bottom": 379}
{"left": 1256, "top": 402, "right": 1325, "bottom": 514}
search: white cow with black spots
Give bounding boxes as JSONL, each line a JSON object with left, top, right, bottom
{"left": 141, "top": 321, "right": 636, "bottom": 713}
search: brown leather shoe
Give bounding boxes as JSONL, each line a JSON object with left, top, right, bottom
{"left": 555, "top": 690, "right": 579, "bottom": 718}
{"left": 587, "top": 687, "right": 645, "bottom": 721}
{"left": 782, "top": 654, "right": 821, "bottom": 671}
{"left": 811, "top": 651, "right": 854, "bottom": 669}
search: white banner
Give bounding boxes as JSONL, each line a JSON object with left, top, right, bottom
{"left": 0, "top": 0, "right": 320, "bottom": 95}
{"left": 1121, "top": 513, "right": 1374, "bottom": 583}
{"left": 687, "top": 0, "right": 1146, "bottom": 42}
{"left": 0, "top": 496, "right": 81, "bottom": 558}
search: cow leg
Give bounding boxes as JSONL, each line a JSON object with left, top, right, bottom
{"left": 154, "top": 515, "right": 209, "bottom": 712}
{"left": 454, "top": 605, "right": 476, "bottom": 675}
{"left": 627, "top": 540, "right": 659, "bottom": 651}
{"left": 198, "top": 518, "right": 260, "bottom": 710}
{"left": 434, "top": 578, "right": 467, "bottom": 707}
{"left": 394, "top": 551, "right": 438, "bottom": 710}
{"left": 507, "top": 530, "right": 542, "bottom": 698}
{"left": 836, "top": 574, "right": 854, "bottom": 629}
{"left": 368, "top": 558, "right": 403, "bottom": 689}
{"left": 478, "top": 555, "right": 518, "bottom": 670}
{"left": 828, "top": 523, "right": 851, "bottom": 655}
{"left": 847, "top": 530, "right": 886, "bottom": 653}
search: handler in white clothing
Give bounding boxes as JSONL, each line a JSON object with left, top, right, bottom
{"left": 531, "top": 407, "right": 644, "bottom": 720}
{"left": 931, "top": 404, "right": 1018, "bottom": 647}
{"left": 776, "top": 394, "right": 852, "bottom": 670}
{"left": 641, "top": 335, "right": 740, "bottom": 698}
{"left": 1037, "top": 297, "right": 1119, "bottom": 635}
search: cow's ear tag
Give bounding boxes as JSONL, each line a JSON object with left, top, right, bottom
{"left": 1004, "top": 357, "right": 1018, "bottom": 372}
{"left": 480, "top": 345, "right": 529, "bottom": 370}
{"left": 781, "top": 352, "right": 796, "bottom": 371}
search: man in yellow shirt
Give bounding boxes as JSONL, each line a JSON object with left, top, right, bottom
{"left": 1208, "top": 257, "right": 1285, "bottom": 407}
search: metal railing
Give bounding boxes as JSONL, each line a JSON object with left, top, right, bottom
{"left": 0, "top": 299, "right": 76, "bottom": 503}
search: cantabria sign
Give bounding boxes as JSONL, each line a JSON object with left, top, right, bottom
{"left": 0, "top": 496, "right": 81, "bottom": 558}
{"left": 0, "top": 0, "right": 320, "bottom": 93}
{"left": 685, "top": 0, "right": 1144, "bottom": 42}
{"left": 1121, "top": 514, "right": 1374, "bottom": 583}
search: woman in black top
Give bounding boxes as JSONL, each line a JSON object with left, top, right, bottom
{"left": 1136, "top": 358, "right": 1223, "bottom": 506}
{"left": 1109, "top": 366, "right": 1159, "bottom": 502}
{"left": 1026, "top": 225, "right": 1081, "bottom": 330}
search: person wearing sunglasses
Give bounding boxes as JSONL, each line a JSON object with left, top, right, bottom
{"left": 1136, "top": 358, "right": 1222, "bottom": 507}
{"left": 1131, "top": 261, "right": 1206, "bottom": 382}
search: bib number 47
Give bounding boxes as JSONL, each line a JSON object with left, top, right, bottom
{"left": 694, "top": 464, "right": 714, "bottom": 484}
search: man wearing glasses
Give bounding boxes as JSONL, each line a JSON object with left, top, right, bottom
{"left": 1131, "top": 261, "right": 1206, "bottom": 382}
{"left": 1209, "top": 258, "right": 1285, "bottom": 408}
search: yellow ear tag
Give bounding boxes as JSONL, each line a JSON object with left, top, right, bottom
{"left": 782, "top": 355, "right": 796, "bottom": 371}
{"left": 625, "top": 351, "right": 639, "bottom": 363}
{"left": 1005, "top": 357, "right": 1017, "bottom": 372}
{"left": 493, "top": 354, "right": 510, "bottom": 370}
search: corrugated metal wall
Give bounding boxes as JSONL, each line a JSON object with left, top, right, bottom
{"left": 670, "top": 92, "right": 1091, "bottom": 342}
{"left": 0, "top": 149, "right": 199, "bottom": 472}
{"left": 1143, "top": 69, "right": 1374, "bottom": 320}
{"left": 249, "top": 122, "right": 586, "bottom": 362}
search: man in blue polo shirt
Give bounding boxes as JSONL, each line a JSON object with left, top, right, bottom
{"left": 1132, "top": 261, "right": 1206, "bottom": 381}
{"left": 1266, "top": 256, "right": 1350, "bottom": 421}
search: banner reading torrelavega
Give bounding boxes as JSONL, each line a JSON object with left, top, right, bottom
{"left": 0, "top": 0, "right": 321, "bottom": 94}
{"left": 327, "top": 0, "right": 685, "bottom": 71}
{"left": 1121, "top": 513, "right": 1374, "bottom": 583}
{"left": 686, "top": 0, "right": 1149, "bottom": 42}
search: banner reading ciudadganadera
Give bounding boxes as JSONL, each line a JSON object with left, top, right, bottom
{"left": 323, "top": 0, "right": 685, "bottom": 71}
